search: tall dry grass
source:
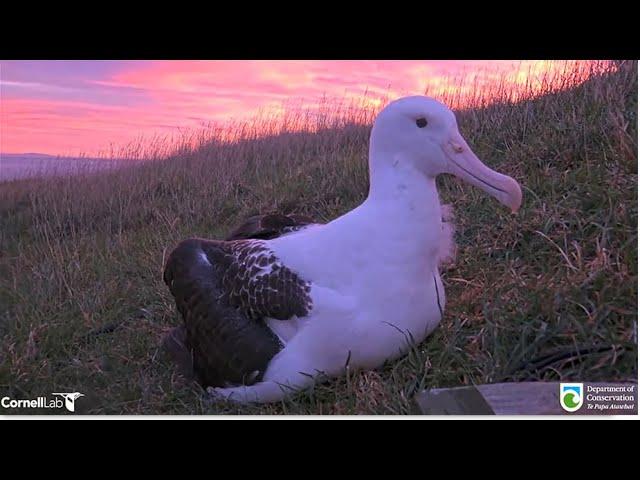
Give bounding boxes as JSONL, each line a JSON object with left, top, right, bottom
{"left": 1, "top": 61, "right": 627, "bottom": 248}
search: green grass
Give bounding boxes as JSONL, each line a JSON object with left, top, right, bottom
{"left": 0, "top": 60, "right": 637, "bottom": 415}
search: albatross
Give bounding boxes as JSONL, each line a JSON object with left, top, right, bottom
{"left": 163, "top": 95, "right": 522, "bottom": 403}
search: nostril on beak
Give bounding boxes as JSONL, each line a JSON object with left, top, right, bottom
{"left": 450, "top": 142, "right": 464, "bottom": 153}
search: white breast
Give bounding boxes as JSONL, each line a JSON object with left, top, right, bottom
{"left": 264, "top": 197, "right": 445, "bottom": 357}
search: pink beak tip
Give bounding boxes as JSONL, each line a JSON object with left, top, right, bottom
{"left": 508, "top": 182, "right": 523, "bottom": 213}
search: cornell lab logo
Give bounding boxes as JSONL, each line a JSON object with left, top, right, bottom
{"left": 1, "top": 392, "right": 84, "bottom": 413}
{"left": 52, "top": 392, "right": 85, "bottom": 412}
{"left": 560, "top": 383, "right": 584, "bottom": 412}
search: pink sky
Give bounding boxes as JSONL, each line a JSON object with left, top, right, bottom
{"left": 0, "top": 60, "right": 596, "bottom": 157}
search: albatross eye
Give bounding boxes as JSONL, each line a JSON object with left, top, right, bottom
{"left": 416, "top": 117, "right": 428, "bottom": 128}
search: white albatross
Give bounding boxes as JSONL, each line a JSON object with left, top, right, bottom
{"left": 163, "top": 95, "right": 522, "bottom": 403}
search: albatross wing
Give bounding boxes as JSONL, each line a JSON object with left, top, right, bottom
{"left": 163, "top": 214, "right": 317, "bottom": 388}
{"left": 225, "top": 213, "right": 318, "bottom": 241}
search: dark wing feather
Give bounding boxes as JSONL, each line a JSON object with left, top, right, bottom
{"left": 163, "top": 233, "right": 313, "bottom": 388}
{"left": 213, "top": 240, "right": 313, "bottom": 320}
{"left": 225, "top": 213, "right": 317, "bottom": 241}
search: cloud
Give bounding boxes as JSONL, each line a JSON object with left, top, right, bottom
{"left": 0, "top": 60, "right": 599, "bottom": 155}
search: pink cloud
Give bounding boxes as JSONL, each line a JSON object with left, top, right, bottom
{"left": 1, "top": 60, "right": 604, "bottom": 156}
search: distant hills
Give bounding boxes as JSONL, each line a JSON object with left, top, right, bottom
{"left": 3, "top": 152, "right": 57, "bottom": 158}
{"left": 1, "top": 152, "right": 113, "bottom": 161}
{"left": 0, "top": 152, "right": 126, "bottom": 182}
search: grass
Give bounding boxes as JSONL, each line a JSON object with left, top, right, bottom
{"left": 0, "top": 60, "right": 637, "bottom": 415}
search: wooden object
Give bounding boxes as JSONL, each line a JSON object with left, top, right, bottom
{"left": 413, "top": 382, "right": 638, "bottom": 415}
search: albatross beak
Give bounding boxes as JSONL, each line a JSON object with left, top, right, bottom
{"left": 443, "top": 132, "right": 522, "bottom": 213}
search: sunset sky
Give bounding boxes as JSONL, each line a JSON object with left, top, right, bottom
{"left": 0, "top": 60, "right": 594, "bottom": 157}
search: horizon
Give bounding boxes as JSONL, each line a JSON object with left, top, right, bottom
{"left": 1, "top": 60, "right": 610, "bottom": 157}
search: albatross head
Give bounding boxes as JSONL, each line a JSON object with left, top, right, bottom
{"left": 370, "top": 96, "right": 522, "bottom": 212}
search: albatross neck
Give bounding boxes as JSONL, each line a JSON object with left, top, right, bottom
{"left": 363, "top": 152, "right": 442, "bottom": 224}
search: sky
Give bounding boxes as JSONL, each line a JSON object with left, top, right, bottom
{"left": 0, "top": 60, "right": 596, "bottom": 157}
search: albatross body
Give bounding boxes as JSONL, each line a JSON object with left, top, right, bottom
{"left": 163, "top": 96, "right": 522, "bottom": 403}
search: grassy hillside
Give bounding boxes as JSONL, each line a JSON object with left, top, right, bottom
{"left": 0, "top": 61, "right": 637, "bottom": 415}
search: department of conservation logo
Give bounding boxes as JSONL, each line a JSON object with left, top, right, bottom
{"left": 560, "top": 383, "right": 584, "bottom": 412}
